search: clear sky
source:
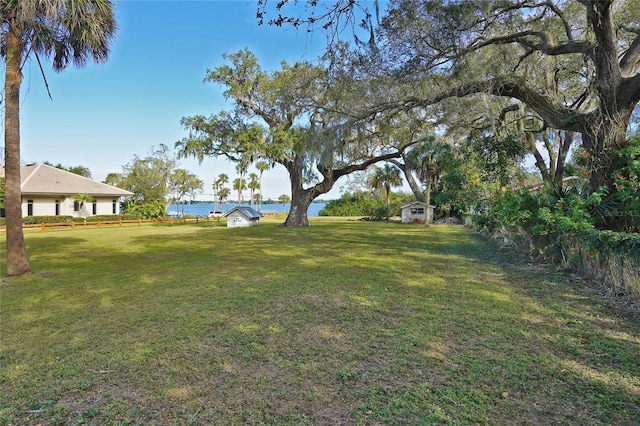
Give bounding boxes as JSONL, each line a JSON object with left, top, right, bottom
{"left": 16, "top": 0, "right": 359, "bottom": 201}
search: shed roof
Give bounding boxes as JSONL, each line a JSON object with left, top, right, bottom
{"left": 224, "top": 206, "right": 263, "bottom": 219}
{"left": 400, "top": 200, "right": 435, "bottom": 209}
{"left": 0, "top": 163, "right": 133, "bottom": 197}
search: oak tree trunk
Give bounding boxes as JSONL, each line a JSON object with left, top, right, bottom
{"left": 281, "top": 162, "right": 314, "bottom": 227}
{"left": 283, "top": 187, "right": 314, "bottom": 227}
{"left": 581, "top": 113, "right": 631, "bottom": 192}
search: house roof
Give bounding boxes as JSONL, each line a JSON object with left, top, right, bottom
{"left": 0, "top": 163, "right": 133, "bottom": 197}
{"left": 400, "top": 200, "right": 435, "bottom": 209}
{"left": 224, "top": 206, "right": 263, "bottom": 219}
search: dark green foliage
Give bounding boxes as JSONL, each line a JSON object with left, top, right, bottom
{"left": 44, "top": 162, "right": 92, "bottom": 178}
{"left": 319, "top": 191, "right": 413, "bottom": 218}
{"left": 432, "top": 168, "right": 483, "bottom": 218}
{"left": 21, "top": 216, "right": 75, "bottom": 225}
{"left": 123, "top": 201, "right": 166, "bottom": 219}
{"left": 320, "top": 191, "right": 381, "bottom": 217}
{"left": 467, "top": 132, "right": 525, "bottom": 189}
{"left": 0, "top": 215, "right": 139, "bottom": 226}
{"left": 610, "top": 137, "right": 640, "bottom": 232}
{"left": 474, "top": 176, "right": 640, "bottom": 296}
{"left": 72, "top": 215, "right": 138, "bottom": 223}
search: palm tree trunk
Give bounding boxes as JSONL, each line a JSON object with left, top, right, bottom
{"left": 4, "top": 26, "right": 31, "bottom": 276}
{"left": 385, "top": 187, "right": 391, "bottom": 220}
{"left": 424, "top": 177, "right": 432, "bottom": 226}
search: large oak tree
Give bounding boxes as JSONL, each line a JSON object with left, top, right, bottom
{"left": 258, "top": 0, "right": 640, "bottom": 194}
{"left": 177, "top": 49, "right": 416, "bottom": 226}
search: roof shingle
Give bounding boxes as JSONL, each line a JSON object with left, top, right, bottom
{"left": 0, "top": 164, "right": 133, "bottom": 197}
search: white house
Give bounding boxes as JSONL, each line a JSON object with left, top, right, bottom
{"left": 400, "top": 201, "right": 435, "bottom": 224}
{"left": 224, "top": 206, "right": 263, "bottom": 228}
{"left": 0, "top": 163, "right": 133, "bottom": 218}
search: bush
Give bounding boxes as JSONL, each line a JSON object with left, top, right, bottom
{"left": 72, "top": 214, "right": 138, "bottom": 223}
{"left": 21, "top": 216, "right": 74, "bottom": 225}
{"left": 475, "top": 184, "right": 640, "bottom": 298}
{"left": 124, "top": 201, "right": 166, "bottom": 219}
{"left": 319, "top": 191, "right": 381, "bottom": 217}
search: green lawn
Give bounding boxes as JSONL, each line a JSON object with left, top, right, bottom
{"left": 1, "top": 219, "right": 638, "bottom": 425}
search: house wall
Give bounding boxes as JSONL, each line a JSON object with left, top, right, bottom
{"left": 20, "top": 196, "right": 121, "bottom": 218}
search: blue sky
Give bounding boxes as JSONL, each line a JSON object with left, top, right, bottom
{"left": 17, "top": 0, "right": 356, "bottom": 201}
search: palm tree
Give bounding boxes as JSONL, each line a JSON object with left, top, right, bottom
{"left": 233, "top": 178, "right": 246, "bottom": 203}
{"left": 212, "top": 180, "right": 220, "bottom": 211}
{"left": 213, "top": 173, "right": 229, "bottom": 211}
{"left": 255, "top": 160, "right": 271, "bottom": 210}
{"left": 218, "top": 187, "right": 231, "bottom": 212}
{"left": 2, "top": 0, "right": 117, "bottom": 276}
{"left": 235, "top": 161, "right": 248, "bottom": 184}
{"left": 278, "top": 194, "right": 291, "bottom": 212}
{"left": 71, "top": 192, "right": 95, "bottom": 217}
{"left": 406, "top": 137, "right": 451, "bottom": 226}
{"left": 248, "top": 173, "right": 259, "bottom": 207}
{"left": 369, "top": 164, "right": 403, "bottom": 220}
{"left": 216, "top": 173, "right": 229, "bottom": 188}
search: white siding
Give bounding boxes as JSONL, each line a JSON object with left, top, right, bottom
{"left": 20, "top": 197, "right": 120, "bottom": 218}
{"left": 226, "top": 211, "right": 251, "bottom": 227}
{"left": 400, "top": 203, "right": 434, "bottom": 224}
{"left": 226, "top": 210, "right": 259, "bottom": 227}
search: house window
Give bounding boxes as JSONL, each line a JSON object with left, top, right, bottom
{"left": 112, "top": 200, "right": 117, "bottom": 214}
{"left": 74, "top": 201, "right": 80, "bottom": 212}
{"left": 55, "top": 200, "right": 60, "bottom": 216}
{"left": 27, "top": 200, "right": 34, "bottom": 216}
{"left": 92, "top": 200, "right": 97, "bottom": 215}
{"left": 411, "top": 207, "right": 425, "bottom": 215}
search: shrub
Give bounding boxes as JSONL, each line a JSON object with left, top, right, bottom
{"left": 21, "top": 216, "right": 74, "bottom": 225}
{"left": 72, "top": 214, "right": 138, "bottom": 223}
{"left": 124, "top": 201, "right": 166, "bottom": 219}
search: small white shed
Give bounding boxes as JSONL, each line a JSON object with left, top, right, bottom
{"left": 400, "top": 201, "right": 435, "bottom": 224}
{"left": 224, "top": 206, "right": 263, "bottom": 228}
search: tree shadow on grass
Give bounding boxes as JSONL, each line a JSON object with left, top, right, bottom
{"left": 2, "top": 223, "right": 638, "bottom": 425}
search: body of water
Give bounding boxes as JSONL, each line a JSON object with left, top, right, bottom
{"left": 167, "top": 202, "right": 326, "bottom": 217}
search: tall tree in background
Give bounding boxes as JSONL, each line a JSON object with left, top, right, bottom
{"left": 233, "top": 177, "right": 246, "bottom": 203}
{"left": 215, "top": 173, "right": 229, "bottom": 211}
{"left": 368, "top": 164, "right": 402, "bottom": 220}
{"left": 257, "top": 0, "right": 640, "bottom": 200}
{"left": 248, "top": 172, "right": 259, "bottom": 207}
{"left": 255, "top": 160, "right": 271, "bottom": 210}
{"left": 218, "top": 187, "right": 231, "bottom": 211}
{"left": 1, "top": 0, "right": 116, "bottom": 276}
{"left": 177, "top": 49, "right": 414, "bottom": 226}
{"left": 405, "top": 137, "right": 452, "bottom": 226}
{"left": 116, "top": 144, "right": 177, "bottom": 213}
{"left": 380, "top": 0, "right": 640, "bottom": 194}
{"left": 44, "top": 162, "right": 93, "bottom": 178}
{"left": 278, "top": 194, "right": 291, "bottom": 212}
{"left": 169, "top": 169, "right": 204, "bottom": 215}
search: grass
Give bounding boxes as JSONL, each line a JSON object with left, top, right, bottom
{"left": 1, "top": 218, "right": 638, "bottom": 425}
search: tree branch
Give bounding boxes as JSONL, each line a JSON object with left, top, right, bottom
{"left": 619, "top": 32, "right": 640, "bottom": 77}
{"left": 367, "top": 78, "right": 586, "bottom": 134}
{"left": 618, "top": 73, "right": 640, "bottom": 109}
